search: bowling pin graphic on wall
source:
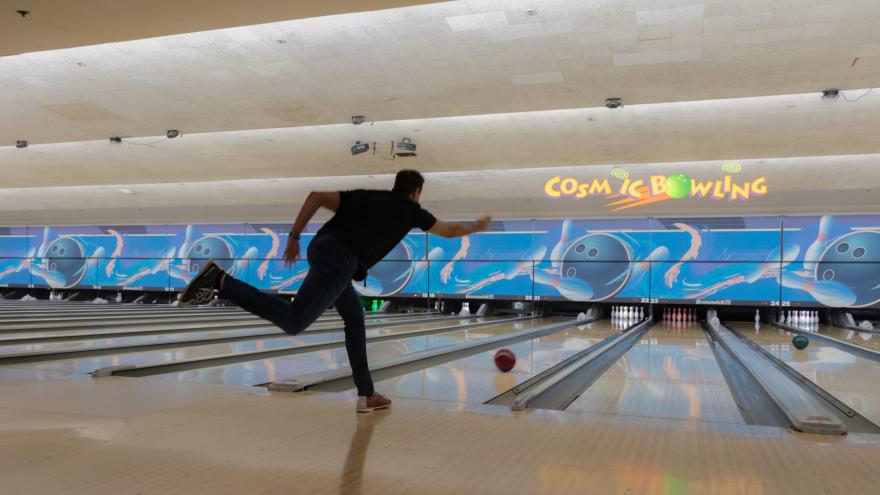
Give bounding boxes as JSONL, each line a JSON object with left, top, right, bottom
{"left": 803, "top": 216, "right": 834, "bottom": 273}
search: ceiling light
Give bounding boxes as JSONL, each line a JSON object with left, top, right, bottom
{"left": 15, "top": 140, "right": 27, "bottom": 148}
{"left": 119, "top": 188, "right": 135, "bottom": 195}
{"left": 16, "top": 10, "right": 29, "bottom": 18}
{"left": 394, "top": 138, "right": 417, "bottom": 157}
{"left": 605, "top": 97, "right": 624, "bottom": 109}
{"left": 821, "top": 89, "right": 840, "bottom": 102}
{"left": 166, "top": 129, "right": 180, "bottom": 138}
{"left": 526, "top": 9, "right": 538, "bottom": 16}
{"left": 351, "top": 141, "right": 370, "bottom": 155}
{"left": 351, "top": 115, "right": 366, "bottom": 125}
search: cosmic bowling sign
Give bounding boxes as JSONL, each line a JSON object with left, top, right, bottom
{"left": 544, "top": 165, "right": 768, "bottom": 212}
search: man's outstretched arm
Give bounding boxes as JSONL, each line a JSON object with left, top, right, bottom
{"left": 427, "top": 215, "right": 492, "bottom": 238}
{"left": 284, "top": 191, "right": 340, "bottom": 265}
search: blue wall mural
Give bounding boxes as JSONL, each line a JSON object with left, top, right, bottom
{"left": 1, "top": 214, "right": 878, "bottom": 308}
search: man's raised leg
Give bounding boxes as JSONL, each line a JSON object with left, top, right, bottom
{"left": 220, "top": 260, "right": 352, "bottom": 335}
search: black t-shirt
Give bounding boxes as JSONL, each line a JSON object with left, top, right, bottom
{"left": 315, "top": 189, "right": 437, "bottom": 280}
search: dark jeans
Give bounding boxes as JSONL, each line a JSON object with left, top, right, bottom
{"left": 219, "top": 235, "right": 373, "bottom": 396}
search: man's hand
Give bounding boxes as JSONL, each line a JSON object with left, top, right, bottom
{"left": 427, "top": 214, "right": 493, "bottom": 238}
{"left": 283, "top": 236, "right": 300, "bottom": 268}
{"left": 474, "top": 215, "right": 492, "bottom": 232}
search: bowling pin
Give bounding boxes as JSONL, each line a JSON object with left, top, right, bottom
{"left": 791, "top": 311, "right": 799, "bottom": 326}
{"left": 639, "top": 307, "right": 644, "bottom": 320}
{"left": 755, "top": 309, "right": 760, "bottom": 324}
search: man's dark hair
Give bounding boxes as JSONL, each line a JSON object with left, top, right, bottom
{"left": 392, "top": 170, "right": 425, "bottom": 195}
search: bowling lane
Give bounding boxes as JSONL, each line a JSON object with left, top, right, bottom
{"left": 565, "top": 321, "right": 746, "bottom": 425}
{"left": 0, "top": 314, "right": 428, "bottom": 343}
{"left": 354, "top": 319, "right": 619, "bottom": 405}
{"left": 733, "top": 322, "right": 880, "bottom": 427}
{"left": 153, "top": 318, "right": 555, "bottom": 386}
{"left": 813, "top": 325, "right": 880, "bottom": 353}
{"left": 0, "top": 318, "right": 467, "bottom": 379}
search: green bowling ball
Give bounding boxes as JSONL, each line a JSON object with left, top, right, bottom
{"left": 666, "top": 173, "right": 692, "bottom": 199}
{"left": 792, "top": 334, "right": 809, "bottom": 350}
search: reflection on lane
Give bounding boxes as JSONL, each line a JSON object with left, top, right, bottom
{"left": 565, "top": 322, "right": 745, "bottom": 425}
{"left": 155, "top": 318, "right": 554, "bottom": 386}
{"left": 814, "top": 325, "right": 880, "bottom": 353}
{"left": 2, "top": 318, "right": 471, "bottom": 379}
{"left": 0, "top": 315, "right": 431, "bottom": 345}
{"left": 357, "top": 319, "right": 618, "bottom": 406}
{"left": 733, "top": 322, "right": 880, "bottom": 427}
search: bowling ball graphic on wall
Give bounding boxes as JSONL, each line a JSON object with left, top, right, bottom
{"left": 560, "top": 233, "right": 632, "bottom": 301}
{"left": 356, "top": 241, "right": 414, "bottom": 297}
{"left": 184, "top": 235, "right": 236, "bottom": 276}
{"left": 45, "top": 237, "right": 88, "bottom": 288}
{"left": 816, "top": 231, "right": 880, "bottom": 307}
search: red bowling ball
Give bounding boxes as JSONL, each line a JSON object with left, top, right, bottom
{"left": 494, "top": 348, "right": 516, "bottom": 372}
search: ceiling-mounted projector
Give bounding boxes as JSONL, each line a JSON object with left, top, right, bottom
{"left": 394, "top": 138, "right": 417, "bottom": 157}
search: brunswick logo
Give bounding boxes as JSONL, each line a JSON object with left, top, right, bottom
{"left": 544, "top": 170, "right": 768, "bottom": 212}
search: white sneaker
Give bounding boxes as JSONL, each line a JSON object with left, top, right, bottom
{"left": 356, "top": 393, "right": 391, "bottom": 413}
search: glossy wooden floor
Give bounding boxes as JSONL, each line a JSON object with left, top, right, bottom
{"left": 2, "top": 375, "right": 880, "bottom": 494}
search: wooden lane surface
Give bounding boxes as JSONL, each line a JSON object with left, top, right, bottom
{"left": 1, "top": 376, "right": 880, "bottom": 494}
{"left": 735, "top": 322, "right": 880, "bottom": 428}
{"left": 565, "top": 321, "right": 746, "bottom": 425}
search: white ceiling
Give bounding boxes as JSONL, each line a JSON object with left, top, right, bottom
{"left": 1, "top": 0, "right": 437, "bottom": 56}
{"left": 3, "top": 0, "right": 880, "bottom": 145}
{"left": 3, "top": 0, "right": 880, "bottom": 224}
{"left": 2, "top": 89, "right": 879, "bottom": 188}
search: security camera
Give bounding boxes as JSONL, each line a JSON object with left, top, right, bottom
{"left": 605, "top": 98, "right": 623, "bottom": 109}
{"left": 351, "top": 141, "right": 370, "bottom": 155}
{"left": 15, "top": 140, "right": 27, "bottom": 149}
{"left": 394, "top": 138, "right": 417, "bottom": 157}
{"left": 109, "top": 137, "right": 122, "bottom": 143}
{"left": 351, "top": 115, "right": 366, "bottom": 125}
{"left": 166, "top": 129, "right": 180, "bottom": 138}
